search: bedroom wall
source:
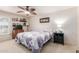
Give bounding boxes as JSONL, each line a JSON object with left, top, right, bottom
{"left": 29, "top": 7, "right": 77, "bottom": 46}
{"left": 0, "top": 10, "right": 26, "bottom": 40}
{"left": 77, "top": 7, "right": 79, "bottom": 47}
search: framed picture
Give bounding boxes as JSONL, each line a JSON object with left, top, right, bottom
{"left": 40, "top": 17, "right": 50, "bottom": 23}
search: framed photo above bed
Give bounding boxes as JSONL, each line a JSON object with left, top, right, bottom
{"left": 40, "top": 17, "right": 50, "bottom": 23}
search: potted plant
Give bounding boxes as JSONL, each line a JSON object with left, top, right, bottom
{"left": 15, "top": 24, "right": 24, "bottom": 34}
{"left": 15, "top": 24, "right": 23, "bottom": 29}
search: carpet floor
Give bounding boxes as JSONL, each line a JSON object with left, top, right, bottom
{"left": 0, "top": 39, "right": 77, "bottom": 53}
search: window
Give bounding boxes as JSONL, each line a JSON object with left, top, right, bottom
{"left": 0, "top": 17, "right": 12, "bottom": 35}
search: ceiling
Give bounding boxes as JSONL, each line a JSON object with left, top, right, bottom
{"left": 0, "top": 6, "right": 74, "bottom": 16}
{"left": 32, "top": 6, "right": 75, "bottom": 14}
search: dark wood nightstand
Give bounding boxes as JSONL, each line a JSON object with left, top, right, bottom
{"left": 53, "top": 32, "right": 64, "bottom": 45}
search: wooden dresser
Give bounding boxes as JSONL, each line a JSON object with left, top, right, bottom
{"left": 12, "top": 29, "right": 24, "bottom": 39}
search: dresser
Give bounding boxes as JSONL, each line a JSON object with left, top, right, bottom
{"left": 12, "top": 29, "right": 24, "bottom": 39}
{"left": 53, "top": 32, "right": 64, "bottom": 45}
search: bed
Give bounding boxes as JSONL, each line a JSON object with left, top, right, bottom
{"left": 15, "top": 31, "right": 52, "bottom": 53}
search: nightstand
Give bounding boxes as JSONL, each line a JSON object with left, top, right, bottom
{"left": 53, "top": 32, "right": 64, "bottom": 45}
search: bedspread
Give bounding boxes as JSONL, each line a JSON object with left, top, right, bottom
{"left": 15, "top": 31, "right": 52, "bottom": 53}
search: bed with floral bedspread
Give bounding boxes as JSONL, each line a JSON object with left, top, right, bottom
{"left": 15, "top": 31, "right": 52, "bottom": 53}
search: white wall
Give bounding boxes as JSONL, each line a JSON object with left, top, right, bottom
{"left": 30, "top": 7, "right": 77, "bottom": 46}
{"left": 77, "top": 7, "right": 79, "bottom": 47}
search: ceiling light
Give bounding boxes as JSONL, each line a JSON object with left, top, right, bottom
{"left": 24, "top": 11, "right": 30, "bottom": 14}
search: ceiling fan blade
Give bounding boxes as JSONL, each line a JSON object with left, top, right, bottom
{"left": 31, "top": 11, "right": 37, "bottom": 15}
{"left": 30, "top": 8, "right": 36, "bottom": 15}
{"left": 18, "top": 6, "right": 25, "bottom": 10}
{"left": 17, "top": 11, "right": 24, "bottom": 13}
{"left": 30, "top": 8, "right": 36, "bottom": 11}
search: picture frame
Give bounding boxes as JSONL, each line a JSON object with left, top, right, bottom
{"left": 40, "top": 17, "right": 50, "bottom": 23}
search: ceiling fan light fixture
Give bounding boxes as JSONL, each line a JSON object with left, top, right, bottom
{"left": 24, "top": 11, "right": 31, "bottom": 17}
{"left": 17, "top": 6, "right": 37, "bottom": 16}
{"left": 24, "top": 11, "right": 30, "bottom": 14}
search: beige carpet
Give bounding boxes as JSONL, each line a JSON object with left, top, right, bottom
{"left": 0, "top": 39, "right": 77, "bottom": 53}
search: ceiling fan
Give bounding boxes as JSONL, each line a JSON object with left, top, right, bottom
{"left": 17, "top": 6, "right": 37, "bottom": 16}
